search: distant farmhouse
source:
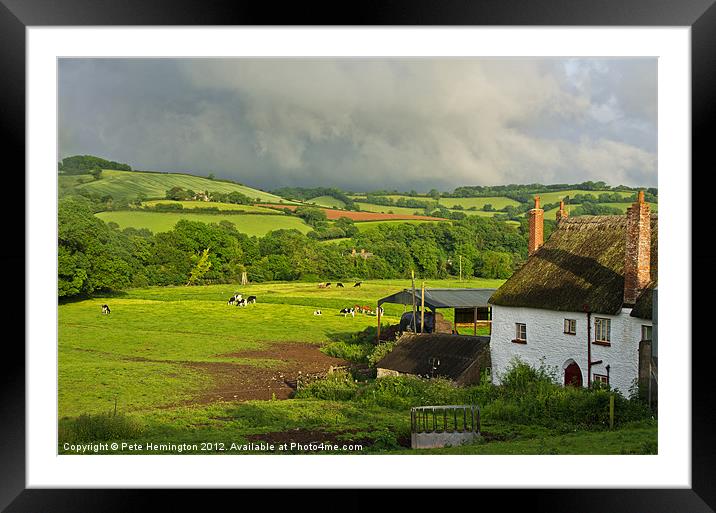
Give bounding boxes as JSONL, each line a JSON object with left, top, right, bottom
{"left": 489, "top": 193, "right": 657, "bottom": 396}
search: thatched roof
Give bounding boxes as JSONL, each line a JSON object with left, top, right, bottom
{"left": 376, "top": 333, "right": 490, "bottom": 384}
{"left": 630, "top": 285, "right": 656, "bottom": 319}
{"left": 489, "top": 214, "right": 657, "bottom": 315}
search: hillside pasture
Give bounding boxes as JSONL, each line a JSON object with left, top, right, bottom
{"left": 534, "top": 189, "right": 636, "bottom": 204}
{"left": 95, "top": 211, "right": 311, "bottom": 236}
{"left": 308, "top": 195, "right": 346, "bottom": 209}
{"left": 438, "top": 196, "right": 521, "bottom": 210}
{"left": 258, "top": 204, "right": 447, "bottom": 222}
{"left": 355, "top": 219, "right": 445, "bottom": 232}
{"left": 75, "top": 169, "right": 292, "bottom": 203}
{"left": 142, "top": 200, "right": 279, "bottom": 213}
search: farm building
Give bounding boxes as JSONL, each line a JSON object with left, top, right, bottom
{"left": 489, "top": 194, "right": 657, "bottom": 396}
{"left": 376, "top": 287, "right": 496, "bottom": 340}
{"left": 376, "top": 333, "right": 491, "bottom": 386}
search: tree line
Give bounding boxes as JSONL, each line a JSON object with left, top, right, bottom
{"left": 58, "top": 196, "right": 530, "bottom": 298}
{"left": 58, "top": 155, "right": 132, "bottom": 175}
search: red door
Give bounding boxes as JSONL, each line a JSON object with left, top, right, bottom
{"left": 564, "top": 362, "right": 583, "bottom": 387}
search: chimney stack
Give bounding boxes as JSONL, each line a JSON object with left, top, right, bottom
{"left": 624, "top": 191, "right": 651, "bottom": 306}
{"left": 556, "top": 199, "right": 569, "bottom": 224}
{"left": 528, "top": 195, "right": 544, "bottom": 256}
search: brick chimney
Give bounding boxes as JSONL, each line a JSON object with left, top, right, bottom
{"left": 528, "top": 195, "right": 544, "bottom": 256}
{"left": 556, "top": 199, "right": 568, "bottom": 224}
{"left": 624, "top": 191, "right": 651, "bottom": 306}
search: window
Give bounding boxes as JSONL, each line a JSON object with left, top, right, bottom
{"left": 593, "top": 373, "right": 609, "bottom": 385}
{"left": 641, "top": 325, "right": 653, "bottom": 341}
{"left": 594, "top": 317, "right": 611, "bottom": 344}
{"left": 514, "top": 323, "right": 527, "bottom": 343}
{"left": 564, "top": 319, "right": 576, "bottom": 334}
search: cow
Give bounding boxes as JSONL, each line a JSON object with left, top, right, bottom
{"left": 246, "top": 295, "right": 257, "bottom": 304}
{"left": 101, "top": 304, "right": 111, "bottom": 315}
{"left": 313, "top": 310, "right": 322, "bottom": 316}
{"left": 228, "top": 294, "right": 242, "bottom": 305}
{"left": 235, "top": 298, "right": 247, "bottom": 307}
{"left": 361, "top": 305, "right": 372, "bottom": 315}
{"left": 354, "top": 281, "right": 362, "bottom": 287}
{"left": 325, "top": 283, "right": 332, "bottom": 288}
{"left": 339, "top": 307, "right": 355, "bottom": 318}
{"left": 376, "top": 306, "right": 384, "bottom": 316}
{"left": 318, "top": 283, "right": 326, "bottom": 289}
{"left": 336, "top": 283, "right": 344, "bottom": 288}
{"left": 354, "top": 304, "right": 363, "bottom": 314}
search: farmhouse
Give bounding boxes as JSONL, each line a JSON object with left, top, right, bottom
{"left": 489, "top": 194, "right": 657, "bottom": 396}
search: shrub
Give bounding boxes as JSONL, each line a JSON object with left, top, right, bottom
{"left": 59, "top": 412, "right": 143, "bottom": 443}
{"left": 294, "top": 370, "right": 359, "bottom": 401}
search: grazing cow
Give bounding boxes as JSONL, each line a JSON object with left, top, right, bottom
{"left": 101, "top": 304, "right": 111, "bottom": 315}
{"left": 235, "top": 298, "right": 247, "bottom": 307}
{"left": 228, "top": 293, "right": 242, "bottom": 305}
{"left": 318, "top": 283, "right": 326, "bottom": 289}
{"left": 353, "top": 304, "right": 363, "bottom": 314}
{"left": 376, "top": 306, "right": 384, "bottom": 316}
{"left": 361, "top": 305, "right": 372, "bottom": 315}
{"left": 336, "top": 283, "right": 344, "bottom": 287}
{"left": 325, "top": 283, "right": 332, "bottom": 288}
{"left": 339, "top": 307, "right": 355, "bottom": 318}
{"left": 313, "top": 310, "right": 322, "bottom": 316}
{"left": 246, "top": 295, "right": 257, "bottom": 304}
{"left": 354, "top": 281, "right": 362, "bottom": 287}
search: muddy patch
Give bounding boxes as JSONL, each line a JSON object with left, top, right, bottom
{"left": 186, "top": 342, "right": 348, "bottom": 404}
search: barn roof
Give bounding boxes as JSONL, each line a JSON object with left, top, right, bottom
{"left": 378, "top": 288, "right": 496, "bottom": 309}
{"left": 376, "top": 333, "right": 490, "bottom": 381}
{"left": 489, "top": 214, "right": 657, "bottom": 315}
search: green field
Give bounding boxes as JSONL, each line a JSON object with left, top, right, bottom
{"left": 143, "top": 200, "right": 279, "bottom": 213}
{"left": 74, "top": 169, "right": 291, "bottom": 203}
{"left": 308, "top": 195, "right": 346, "bottom": 209}
{"left": 58, "top": 279, "right": 655, "bottom": 455}
{"left": 355, "top": 202, "right": 425, "bottom": 216}
{"left": 438, "top": 196, "right": 521, "bottom": 210}
{"left": 96, "top": 211, "right": 311, "bottom": 235}
{"left": 355, "top": 220, "right": 445, "bottom": 232}
{"left": 59, "top": 278, "right": 501, "bottom": 417}
{"left": 534, "top": 189, "right": 636, "bottom": 203}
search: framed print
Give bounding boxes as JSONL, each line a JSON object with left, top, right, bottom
{"left": 3, "top": 0, "right": 714, "bottom": 511}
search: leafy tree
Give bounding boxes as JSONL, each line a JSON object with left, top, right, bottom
{"left": 187, "top": 248, "right": 212, "bottom": 285}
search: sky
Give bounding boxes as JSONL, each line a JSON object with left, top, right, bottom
{"left": 58, "top": 58, "right": 657, "bottom": 192}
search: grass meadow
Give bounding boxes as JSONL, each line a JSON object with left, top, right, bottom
{"left": 95, "top": 211, "right": 312, "bottom": 235}
{"left": 75, "top": 169, "right": 290, "bottom": 203}
{"left": 58, "top": 277, "right": 655, "bottom": 455}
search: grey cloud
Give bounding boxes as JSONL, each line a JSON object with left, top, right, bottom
{"left": 59, "top": 58, "right": 657, "bottom": 191}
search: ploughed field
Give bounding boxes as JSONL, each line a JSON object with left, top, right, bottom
{"left": 58, "top": 278, "right": 656, "bottom": 455}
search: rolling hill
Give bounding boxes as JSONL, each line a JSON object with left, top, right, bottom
{"left": 72, "top": 169, "right": 293, "bottom": 203}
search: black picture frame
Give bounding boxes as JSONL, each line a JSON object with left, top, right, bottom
{"left": 2, "top": 1, "right": 712, "bottom": 511}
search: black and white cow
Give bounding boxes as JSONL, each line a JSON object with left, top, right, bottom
{"left": 235, "top": 298, "right": 247, "bottom": 307}
{"left": 246, "top": 295, "right": 257, "bottom": 304}
{"left": 339, "top": 307, "right": 355, "bottom": 318}
{"left": 336, "top": 283, "right": 344, "bottom": 288}
{"left": 313, "top": 310, "right": 322, "bottom": 316}
{"left": 354, "top": 281, "right": 362, "bottom": 287}
{"left": 228, "top": 293, "right": 242, "bottom": 305}
{"left": 101, "top": 304, "right": 111, "bottom": 315}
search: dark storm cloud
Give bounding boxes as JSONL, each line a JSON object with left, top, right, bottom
{"left": 59, "top": 58, "right": 657, "bottom": 191}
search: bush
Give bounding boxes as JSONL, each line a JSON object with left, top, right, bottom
{"left": 59, "top": 412, "right": 143, "bottom": 443}
{"left": 294, "top": 370, "right": 359, "bottom": 401}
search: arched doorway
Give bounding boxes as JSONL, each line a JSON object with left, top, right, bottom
{"left": 564, "top": 361, "right": 583, "bottom": 387}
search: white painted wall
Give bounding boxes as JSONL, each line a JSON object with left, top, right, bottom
{"left": 490, "top": 305, "right": 652, "bottom": 395}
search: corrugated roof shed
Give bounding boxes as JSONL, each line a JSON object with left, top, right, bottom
{"left": 378, "top": 288, "right": 497, "bottom": 309}
{"left": 376, "top": 333, "right": 491, "bottom": 385}
{"left": 489, "top": 214, "right": 657, "bottom": 315}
